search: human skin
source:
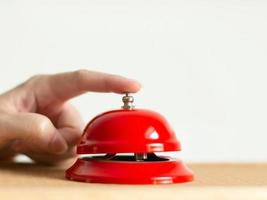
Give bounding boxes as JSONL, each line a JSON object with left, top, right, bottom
{"left": 0, "top": 70, "right": 141, "bottom": 164}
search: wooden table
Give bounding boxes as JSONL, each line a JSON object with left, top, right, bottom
{"left": 0, "top": 160, "right": 267, "bottom": 200}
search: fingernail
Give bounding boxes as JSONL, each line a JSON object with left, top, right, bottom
{"left": 129, "top": 78, "right": 142, "bottom": 86}
{"left": 49, "top": 133, "right": 68, "bottom": 154}
{"left": 129, "top": 79, "right": 142, "bottom": 92}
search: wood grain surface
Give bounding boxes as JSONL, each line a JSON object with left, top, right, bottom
{"left": 0, "top": 160, "right": 267, "bottom": 200}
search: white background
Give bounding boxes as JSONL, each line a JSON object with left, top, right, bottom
{"left": 0, "top": 0, "right": 267, "bottom": 162}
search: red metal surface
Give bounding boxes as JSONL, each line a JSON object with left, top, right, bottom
{"left": 66, "top": 157, "right": 194, "bottom": 184}
{"left": 66, "top": 108, "right": 194, "bottom": 184}
{"left": 77, "top": 109, "right": 180, "bottom": 154}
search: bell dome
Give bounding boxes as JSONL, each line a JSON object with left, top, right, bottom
{"left": 77, "top": 109, "right": 181, "bottom": 154}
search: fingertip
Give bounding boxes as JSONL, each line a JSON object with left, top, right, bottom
{"left": 128, "top": 79, "right": 142, "bottom": 93}
{"left": 113, "top": 77, "right": 142, "bottom": 94}
{"left": 58, "top": 127, "right": 82, "bottom": 147}
{"left": 48, "top": 132, "right": 68, "bottom": 154}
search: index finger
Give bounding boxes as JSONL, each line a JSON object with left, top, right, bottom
{"left": 34, "top": 69, "right": 142, "bottom": 104}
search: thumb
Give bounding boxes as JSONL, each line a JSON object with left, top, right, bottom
{"left": 2, "top": 112, "right": 68, "bottom": 154}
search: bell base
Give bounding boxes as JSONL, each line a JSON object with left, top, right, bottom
{"left": 66, "top": 157, "right": 194, "bottom": 184}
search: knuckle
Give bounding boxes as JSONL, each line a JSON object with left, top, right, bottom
{"left": 27, "top": 74, "right": 44, "bottom": 83}
{"left": 31, "top": 115, "right": 52, "bottom": 136}
{"left": 75, "top": 69, "right": 88, "bottom": 79}
{"left": 75, "top": 69, "right": 88, "bottom": 75}
{"left": 74, "top": 69, "right": 89, "bottom": 88}
{"left": 24, "top": 74, "right": 46, "bottom": 88}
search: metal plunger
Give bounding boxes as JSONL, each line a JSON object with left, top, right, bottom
{"left": 122, "top": 93, "right": 147, "bottom": 161}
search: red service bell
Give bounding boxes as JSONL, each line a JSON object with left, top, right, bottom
{"left": 66, "top": 93, "right": 194, "bottom": 184}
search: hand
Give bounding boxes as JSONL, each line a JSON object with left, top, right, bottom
{"left": 0, "top": 70, "right": 141, "bottom": 164}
